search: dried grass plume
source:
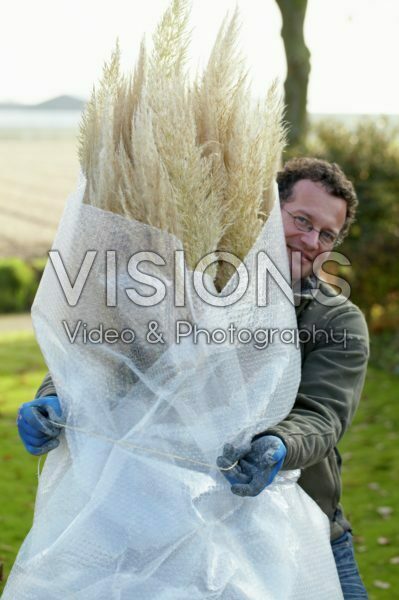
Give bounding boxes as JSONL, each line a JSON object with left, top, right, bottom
{"left": 78, "top": 0, "right": 285, "bottom": 290}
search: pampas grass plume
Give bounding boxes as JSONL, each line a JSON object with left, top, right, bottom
{"left": 79, "top": 0, "right": 285, "bottom": 289}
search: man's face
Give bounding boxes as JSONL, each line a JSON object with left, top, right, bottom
{"left": 281, "top": 179, "right": 347, "bottom": 279}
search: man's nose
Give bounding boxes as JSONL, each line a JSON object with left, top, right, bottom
{"left": 301, "top": 229, "right": 320, "bottom": 250}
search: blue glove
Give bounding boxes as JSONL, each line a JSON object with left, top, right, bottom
{"left": 17, "top": 396, "right": 65, "bottom": 455}
{"left": 217, "top": 435, "right": 286, "bottom": 497}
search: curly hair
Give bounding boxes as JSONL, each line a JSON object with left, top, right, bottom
{"left": 277, "top": 157, "right": 358, "bottom": 244}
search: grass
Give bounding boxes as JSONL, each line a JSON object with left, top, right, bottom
{"left": 0, "top": 332, "right": 47, "bottom": 593}
{"left": 339, "top": 369, "right": 399, "bottom": 595}
{"left": 0, "top": 332, "right": 398, "bottom": 597}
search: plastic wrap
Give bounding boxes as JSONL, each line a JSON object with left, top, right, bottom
{"left": 3, "top": 176, "right": 343, "bottom": 599}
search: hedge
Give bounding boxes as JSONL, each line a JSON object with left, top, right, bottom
{"left": 0, "top": 258, "right": 46, "bottom": 313}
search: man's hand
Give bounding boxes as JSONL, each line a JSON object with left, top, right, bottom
{"left": 217, "top": 435, "right": 286, "bottom": 497}
{"left": 17, "top": 396, "right": 65, "bottom": 455}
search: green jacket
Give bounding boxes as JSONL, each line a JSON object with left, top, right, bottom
{"left": 35, "top": 281, "right": 369, "bottom": 542}
{"left": 258, "top": 278, "right": 369, "bottom": 541}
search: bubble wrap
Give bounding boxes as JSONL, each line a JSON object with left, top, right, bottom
{"left": 3, "top": 176, "right": 343, "bottom": 599}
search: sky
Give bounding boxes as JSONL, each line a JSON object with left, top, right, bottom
{"left": 1, "top": 0, "right": 398, "bottom": 113}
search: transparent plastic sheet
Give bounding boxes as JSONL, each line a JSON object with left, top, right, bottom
{"left": 3, "top": 176, "right": 343, "bottom": 599}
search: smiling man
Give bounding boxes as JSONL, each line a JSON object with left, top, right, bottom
{"left": 218, "top": 158, "right": 370, "bottom": 599}
{"left": 279, "top": 158, "right": 354, "bottom": 281}
{"left": 282, "top": 183, "right": 346, "bottom": 278}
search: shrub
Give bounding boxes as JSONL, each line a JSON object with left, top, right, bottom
{"left": 0, "top": 258, "right": 45, "bottom": 314}
{"left": 287, "top": 117, "right": 399, "bottom": 327}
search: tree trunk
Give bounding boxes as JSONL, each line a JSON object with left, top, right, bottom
{"left": 275, "top": 0, "right": 311, "bottom": 147}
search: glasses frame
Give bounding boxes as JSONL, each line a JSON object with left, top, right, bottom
{"left": 282, "top": 206, "right": 340, "bottom": 248}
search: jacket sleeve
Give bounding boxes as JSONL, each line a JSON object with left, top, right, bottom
{"left": 35, "top": 372, "right": 58, "bottom": 398}
{"left": 260, "top": 306, "right": 369, "bottom": 470}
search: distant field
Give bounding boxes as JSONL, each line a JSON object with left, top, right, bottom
{"left": 0, "top": 130, "right": 79, "bottom": 258}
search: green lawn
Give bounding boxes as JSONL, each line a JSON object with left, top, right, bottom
{"left": 0, "top": 331, "right": 398, "bottom": 597}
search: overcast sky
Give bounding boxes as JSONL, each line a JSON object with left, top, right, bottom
{"left": 1, "top": 0, "right": 398, "bottom": 113}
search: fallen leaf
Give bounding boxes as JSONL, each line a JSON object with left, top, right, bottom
{"left": 377, "top": 537, "right": 390, "bottom": 545}
{"left": 374, "top": 580, "right": 390, "bottom": 589}
{"left": 377, "top": 506, "right": 393, "bottom": 519}
{"left": 368, "top": 482, "right": 380, "bottom": 491}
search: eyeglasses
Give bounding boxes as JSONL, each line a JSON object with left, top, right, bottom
{"left": 282, "top": 207, "right": 339, "bottom": 248}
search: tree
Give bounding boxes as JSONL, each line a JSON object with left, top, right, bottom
{"left": 275, "top": 0, "right": 310, "bottom": 147}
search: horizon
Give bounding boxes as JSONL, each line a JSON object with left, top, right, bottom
{"left": 1, "top": 95, "right": 398, "bottom": 117}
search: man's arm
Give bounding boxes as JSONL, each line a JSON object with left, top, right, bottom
{"left": 259, "top": 306, "right": 369, "bottom": 470}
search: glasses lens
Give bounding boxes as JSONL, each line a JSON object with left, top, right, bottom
{"left": 294, "top": 216, "right": 312, "bottom": 232}
{"left": 319, "top": 231, "right": 337, "bottom": 247}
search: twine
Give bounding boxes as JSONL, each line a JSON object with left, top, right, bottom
{"left": 48, "top": 420, "right": 238, "bottom": 472}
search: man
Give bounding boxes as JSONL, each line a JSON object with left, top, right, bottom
{"left": 18, "top": 158, "right": 369, "bottom": 599}
{"left": 217, "top": 158, "right": 369, "bottom": 599}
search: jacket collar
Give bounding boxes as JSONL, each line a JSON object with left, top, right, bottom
{"left": 294, "top": 274, "right": 319, "bottom": 316}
